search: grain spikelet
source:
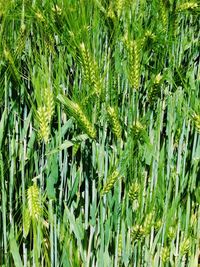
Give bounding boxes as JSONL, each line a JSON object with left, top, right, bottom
{"left": 80, "top": 43, "right": 101, "bottom": 97}
{"left": 143, "top": 212, "right": 154, "bottom": 235}
{"left": 126, "top": 40, "right": 141, "bottom": 90}
{"left": 118, "top": 234, "right": 122, "bottom": 258}
{"left": 160, "top": 247, "right": 170, "bottom": 263}
{"left": 36, "top": 87, "right": 54, "bottom": 143}
{"left": 177, "top": 2, "right": 198, "bottom": 12}
{"left": 27, "top": 183, "right": 41, "bottom": 220}
{"left": 167, "top": 226, "right": 176, "bottom": 240}
{"left": 154, "top": 220, "right": 162, "bottom": 231}
{"left": 57, "top": 95, "right": 96, "bottom": 139}
{"left": 35, "top": 11, "right": 45, "bottom": 22}
{"left": 180, "top": 238, "right": 190, "bottom": 256}
{"left": 115, "top": 0, "right": 125, "bottom": 17}
{"left": 130, "top": 225, "right": 145, "bottom": 241}
{"left": 160, "top": 1, "right": 168, "bottom": 32}
{"left": 23, "top": 207, "right": 31, "bottom": 238}
{"left": 128, "top": 182, "right": 140, "bottom": 201}
{"left": 52, "top": 5, "right": 62, "bottom": 15}
{"left": 107, "top": 106, "right": 122, "bottom": 139}
{"left": 148, "top": 73, "right": 163, "bottom": 104}
{"left": 72, "top": 143, "right": 80, "bottom": 157}
{"left": 141, "top": 30, "right": 156, "bottom": 48}
{"left": 43, "top": 87, "right": 54, "bottom": 123}
{"left": 107, "top": 5, "right": 115, "bottom": 20}
{"left": 101, "top": 170, "right": 120, "bottom": 195}
{"left": 190, "top": 212, "right": 197, "bottom": 226}
{"left": 191, "top": 113, "right": 200, "bottom": 133}
{"left": 37, "top": 106, "right": 50, "bottom": 143}
{"left": 131, "top": 121, "right": 146, "bottom": 142}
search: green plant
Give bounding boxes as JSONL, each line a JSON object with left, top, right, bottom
{"left": 0, "top": 0, "right": 199, "bottom": 266}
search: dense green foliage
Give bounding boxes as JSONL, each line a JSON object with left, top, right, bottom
{"left": 0, "top": 0, "right": 199, "bottom": 266}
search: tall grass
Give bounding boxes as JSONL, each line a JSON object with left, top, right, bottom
{"left": 0, "top": 0, "right": 199, "bottom": 266}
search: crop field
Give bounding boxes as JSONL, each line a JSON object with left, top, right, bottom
{"left": 0, "top": 0, "right": 199, "bottom": 266}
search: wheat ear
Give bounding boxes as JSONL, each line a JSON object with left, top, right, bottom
{"left": 27, "top": 183, "right": 41, "bottom": 221}
{"left": 43, "top": 87, "right": 54, "bottom": 123}
{"left": 177, "top": 2, "right": 198, "bottom": 12}
{"left": 37, "top": 106, "right": 50, "bottom": 143}
{"left": 101, "top": 170, "right": 120, "bottom": 196}
{"left": 57, "top": 94, "right": 96, "bottom": 139}
{"left": 126, "top": 40, "right": 141, "bottom": 90}
{"left": 80, "top": 43, "right": 101, "bottom": 97}
{"left": 107, "top": 106, "right": 122, "bottom": 139}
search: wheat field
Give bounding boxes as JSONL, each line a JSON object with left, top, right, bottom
{"left": 0, "top": 0, "right": 199, "bottom": 266}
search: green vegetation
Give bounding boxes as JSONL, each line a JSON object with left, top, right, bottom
{"left": 0, "top": 0, "right": 199, "bottom": 266}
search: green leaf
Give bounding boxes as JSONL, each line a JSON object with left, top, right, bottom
{"left": 9, "top": 228, "right": 23, "bottom": 267}
{"left": 64, "top": 205, "right": 84, "bottom": 241}
{"left": 0, "top": 109, "right": 7, "bottom": 149}
{"left": 67, "top": 169, "right": 80, "bottom": 205}
{"left": 46, "top": 140, "right": 73, "bottom": 155}
{"left": 47, "top": 155, "right": 59, "bottom": 199}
